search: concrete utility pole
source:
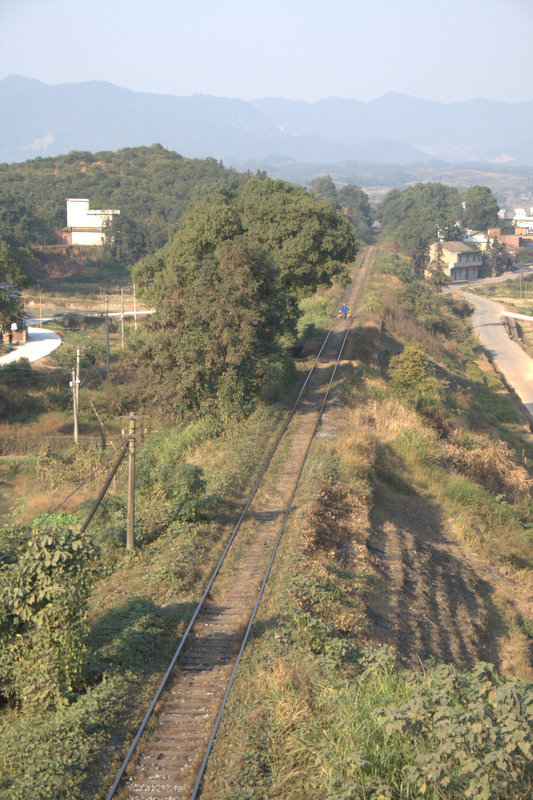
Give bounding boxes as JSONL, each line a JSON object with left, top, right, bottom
{"left": 133, "top": 283, "right": 138, "bottom": 330}
{"left": 127, "top": 413, "right": 136, "bottom": 551}
{"left": 71, "top": 348, "right": 81, "bottom": 443}
{"left": 71, "top": 368, "right": 78, "bottom": 444}
{"left": 76, "top": 347, "right": 80, "bottom": 409}
{"left": 121, "top": 287, "right": 125, "bottom": 349}
{"left": 105, "top": 296, "right": 110, "bottom": 375}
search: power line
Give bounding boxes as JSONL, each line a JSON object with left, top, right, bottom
{"left": 0, "top": 437, "right": 130, "bottom": 563}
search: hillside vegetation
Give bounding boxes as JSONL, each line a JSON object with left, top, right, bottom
{"left": 0, "top": 145, "right": 251, "bottom": 261}
{"left": 0, "top": 163, "right": 532, "bottom": 799}
{"left": 200, "top": 244, "right": 533, "bottom": 800}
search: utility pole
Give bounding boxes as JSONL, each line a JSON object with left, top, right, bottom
{"left": 71, "top": 348, "right": 81, "bottom": 444}
{"left": 71, "top": 367, "right": 79, "bottom": 444}
{"left": 133, "top": 283, "right": 138, "bottom": 330}
{"left": 121, "top": 287, "right": 125, "bottom": 349}
{"left": 127, "top": 413, "right": 136, "bottom": 551}
{"left": 79, "top": 439, "right": 129, "bottom": 534}
{"left": 105, "top": 296, "right": 110, "bottom": 375}
{"left": 76, "top": 347, "right": 80, "bottom": 411}
{"left": 39, "top": 292, "right": 43, "bottom": 328}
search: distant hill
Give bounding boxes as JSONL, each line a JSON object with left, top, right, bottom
{"left": 251, "top": 94, "right": 533, "bottom": 164}
{"left": 3, "top": 75, "right": 530, "bottom": 166}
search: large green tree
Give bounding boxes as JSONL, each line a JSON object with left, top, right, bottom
{"left": 130, "top": 228, "right": 286, "bottom": 419}
{"left": 131, "top": 179, "right": 357, "bottom": 418}
{"left": 103, "top": 212, "right": 148, "bottom": 264}
{"left": 337, "top": 185, "right": 373, "bottom": 242}
{"left": 0, "top": 237, "right": 32, "bottom": 327}
{"left": 236, "top": 179, "right": 356, "bottom": 327}
{"left": 377, "top": 183, "right": 463, "bottom": 257}
{"left": 464, "top": 185, "right": 499, "bottom": 230}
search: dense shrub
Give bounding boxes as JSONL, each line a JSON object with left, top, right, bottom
{"left": 388, "top": 345, "right": 438, "bottom": 401}
{"left": 0, "top": 522, "right": 97, "bottom": 708}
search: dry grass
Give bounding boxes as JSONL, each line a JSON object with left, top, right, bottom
{"left": 334, "top": 405, "right": 377, "bottom": 486}
{"left": 384, "top": 305, "right": 448, "bottom": 360}
{"left": 0, "top": 411, "right": 66, "bottom": 440}
{"left": 444, "top": 430, "right": 532, "bottom": 502}
{"left": 490, "top": 591, "right": 533, "bottom": 680}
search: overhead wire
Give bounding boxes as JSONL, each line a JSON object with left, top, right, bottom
{"left": 0, "top": 435, "right": 130, "bottom": 563}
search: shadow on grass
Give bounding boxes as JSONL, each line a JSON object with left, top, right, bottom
{"left": 368, "top": 473, "right": 507, "bottom": 672}
{"left": 85, "top": 596, "right": 198, "bottom": 680}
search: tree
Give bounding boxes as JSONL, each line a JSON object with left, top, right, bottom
{"left": 309, "top": 175, "right": 338, "bottom": 206}
{"left": 130, "top": 234, "right": 287, "bottom": 418}
{"left": 103, "top": 213, "right": 148, "bottom": 264}
{"left": 485, "top": 236, "right": 505, "bottom": 277}
{"left": 412, "top": 237, "right": 429, "bottom": 278}
{"left": 426, "top": 241, "right": 448, "bottom": 288}
{"left": 389, "top": 345, "right": 438, "bottom": 401}
{"left": 131, "top": 179, "right": 357, "bottom": 419}
{"left": 236, "top": 179, "right": 357, "bottom": 329}
{"left": 337, "top": 185, "right": 373, "bottom": 242}
{"left": 464, "top": 185, "right": 499, "bottom": 230}
{"left": 377, "top": 183, "right": 463, "bottom": 255}
{"left": 0, "top": 237, "right": 32, "bottom": 328}
{"left": 0, "top": 192, "right": 52, "bottom": 249}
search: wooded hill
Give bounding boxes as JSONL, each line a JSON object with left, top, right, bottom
{"left": 0, "top": 144, "right": 252, "bottom": 263}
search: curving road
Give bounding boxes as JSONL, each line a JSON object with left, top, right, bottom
{"left": 459, "top": 290, "right": 533, "bottom": 418}
{"left": 0, "top": 326, "right": 61, "bottom": 366}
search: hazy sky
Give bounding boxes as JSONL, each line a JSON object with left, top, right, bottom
{"left": 1, "top": 0, "right": 532, "bottom": 103}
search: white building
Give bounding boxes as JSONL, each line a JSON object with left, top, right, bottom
{"left": 65, "top": 198, "right": 120, "bottom": 246}
{"left": 464, "top": 230, "right": 489, "bottom": 249}
{"left": 513, "top": 207, "right": 533, "bottom": 234}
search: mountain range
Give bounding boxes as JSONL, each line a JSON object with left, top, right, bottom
{"left": 1, "top": 75, "right": 532, "bottom": 166}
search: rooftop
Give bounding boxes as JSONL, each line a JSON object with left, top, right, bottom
{"left": 439, "top": 241, "right": 478, "bottom": 253}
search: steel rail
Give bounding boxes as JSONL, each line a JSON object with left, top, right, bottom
{"left": 190, "top": 259, "right": 367, "bottom": 799}
{"left": 106, "top": 246, "right": 373, "bottom": 800}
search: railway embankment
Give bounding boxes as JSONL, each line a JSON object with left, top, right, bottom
{"left": 1, "top": 243, "right": 532, "bottom": 800}
{"left": 200, "top": 242, "right": 533, "bottom": 800}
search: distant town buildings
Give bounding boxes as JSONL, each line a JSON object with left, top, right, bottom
{"left": 463, "top": 230, "right": 489, "bottom": 249}
{"left": 513, "top": 207, "right": 533, "bottom": 235}
{"left": 64, "top": 198, "right": 120, "bottom": 246}
{"left": 463, "top": 206, "right": 533, "bottom": 254}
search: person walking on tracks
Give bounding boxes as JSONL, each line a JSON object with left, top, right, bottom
{"left": 340, "top": 303, "right": 349, "bottom": 320}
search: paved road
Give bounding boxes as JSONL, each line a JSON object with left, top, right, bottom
{"left": 451, "top": 264, "right": 533, "bottom": 289}
{"left": 461, "top": 291, "right": 533, "bottom": 418}
{"left": 0, "top": 326, "right": 61, "bottom": 365}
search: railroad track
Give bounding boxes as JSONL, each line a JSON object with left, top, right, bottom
{"left": 107, "top": 243, "right": 376, "bottom": 800}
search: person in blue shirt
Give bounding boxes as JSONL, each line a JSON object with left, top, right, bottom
{"left": 340, "top": 303, "right": 349, "bottom": 320}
